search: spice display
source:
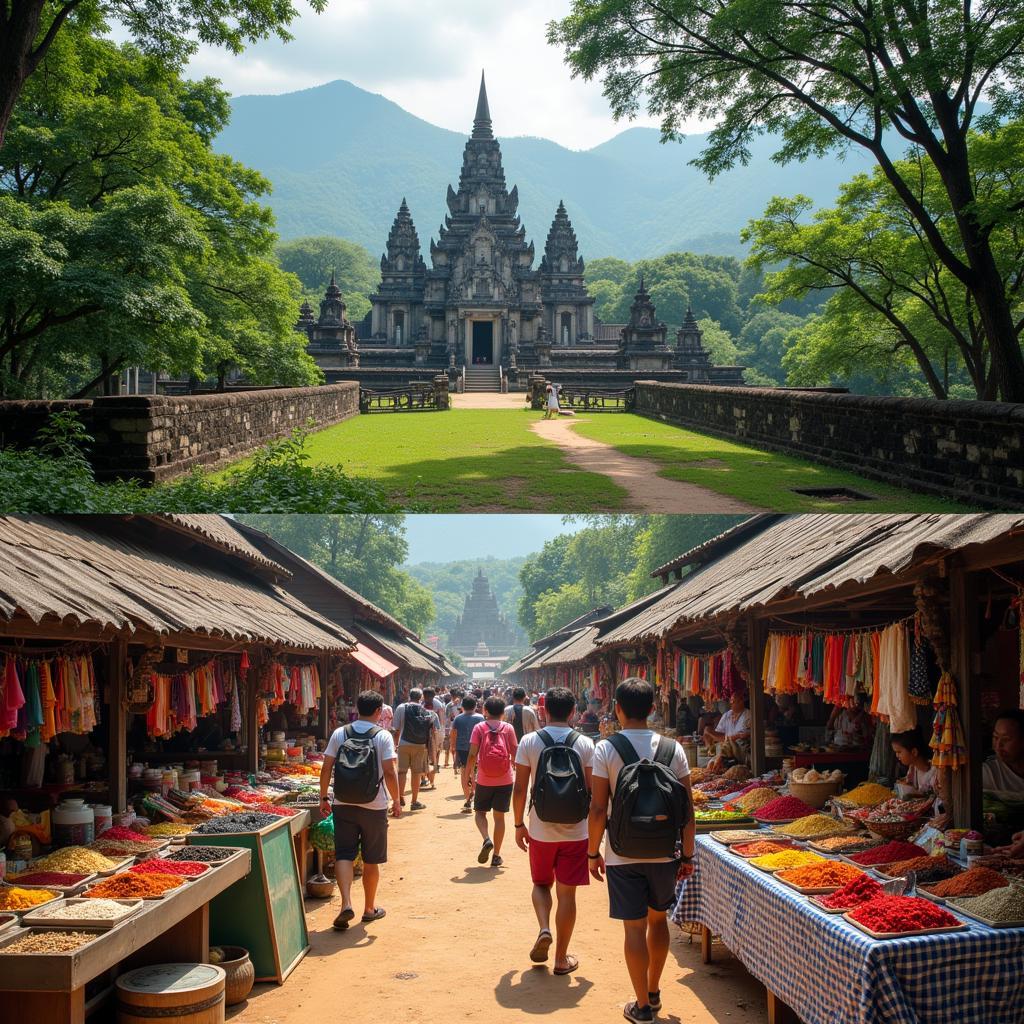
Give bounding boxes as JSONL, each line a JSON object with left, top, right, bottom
{"left": 722, "top": 764, "right": 753, "bottom": 783}
{"left": 3, "top": 930, "right": 97, "bottom": 954}
{"left": 30, "top": 847, "right": 118, "bottom": 874}
{"left": 877, "top": 855, "right": 960, "bottom": 884}
{"left": 733, "top": 788, "right": 780, "bottom": 812}
{"left": 130, "top": 858, "right": 207, "bottom": 877}
{"left": 812, "top": 835, "right": 884, "bottom": 854}
{"left": 820, "top": 875, "right": 884, "bottom": 909}
{"left": 252, "top": 802, "right": 299, "bottom": 817}
{"left": 749, "top": 850, "right": 826, "bottom": 870}
{"left": 85, "top": 873, "right": 184, "bottom": 898}
{"left": 776, "top": 861, "right": 865, "bottom": 889}
{"left": 925, "top": 867, "right": 1009, "bottom": 898}
{"left": 96, "top": 826, "right": 149, "bottom": 843}
{"left": 142, "top": 822, "right": 195, "bottom": 837}
{"left": 0, "top": 886, "right": 59, "bottom": 910}
{"left": 775, "top": 815, "right": 848, "bottom": 838}
{"left": 949, "top": 885, "right": 1024, "bottom": 923}
{"left": 838, "top": 783, "right": 893, "bottom": 807}
{"left": 695, "top": 809, "right": 752, "bottom": 823}
{"left": 33, "top": 899, "right": 136, "bottom": 921}
{"left": 970, "top": 857, "right": 1024, "bottom": 879}
{"left": 9, "top": 871, "right": 90, "bottom": 887}
{"left": 731, "top": 840, "right": 796, "bottom": 858}
{"left": 753, "top": 795, "right": 818, "bottom": 822}
{"left": 849, "top": 841, "right": 927, "bottom": 866}
{"left": 192, "top": 811, "right": 281, "bottom": 834}
{"left": 164, "top": 846, "right": 232, "bottom": 863}
{"left": 92, "top": 840, "right": 162, "bottom": 857}
{"left": 848, "top": 895, "right": 960, "bottom": 933}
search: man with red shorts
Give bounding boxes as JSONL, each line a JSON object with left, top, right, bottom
{"left": 512, "top": 686, "right": 594, "bottom": 975}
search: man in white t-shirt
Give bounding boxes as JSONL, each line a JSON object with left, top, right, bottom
{"left": 320, "top": 689, "right": 401, "bottom": 931}
{"left": 589, "top": 678, "right": 695, "bottom": 1024}
{"left": 703, "top": 691, "right": 751, "bottom": 770}
{"left": 504, "top": 687, "right": 541, "bottom": 741}
{"left": 511, "top": 686, "right": 594, "bottom": 976}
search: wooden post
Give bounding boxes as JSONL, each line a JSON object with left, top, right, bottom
{"left": 700, "top": 925, "right": 712, "bottom": 965}
{"left": 767, "top": 990, "right": 800, "bottom": 1024}
{"left": 747, "top": 615, "right": 766, "bottom": 775}
{"left": 246, "top": 652, "right": 261, "bottom": 777}
{"left": 107, "top": 638, "right": 128, "bottom": 814}
{"left": 318, "top": 654, "right": 330, "bottom": 743}
{"left": 949, "top": 567, "right": 981, "bottom": 829}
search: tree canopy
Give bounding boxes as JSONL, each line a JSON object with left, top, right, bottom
{"left": 275, "top": 235, "right": 378, "bottom": 324}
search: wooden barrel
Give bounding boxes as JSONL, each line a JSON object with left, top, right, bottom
{"left": 116, "top": 963, "right": 226, "bottom": 1024}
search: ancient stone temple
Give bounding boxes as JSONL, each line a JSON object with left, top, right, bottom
{"left": 297, "top": 72, "right": 745, "bottom": 391}
{"left": 449, "top": 569, "right": 519, "bottom": 659}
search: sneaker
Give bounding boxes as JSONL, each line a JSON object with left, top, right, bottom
{"left": 410, "top": 801, "right": 426, "bottom": 810}
{"left": 648, "top": 991, "right": 662, "bottom": 1011}
{"left": 491, "top": 854, "right": 503, "bottom": 868}
{"left": 623, "top": 1003, "right": 653, "bottom": 1024}
{"left": 462, "top": 799, "right": 472, "bottom": 813}
{"left": 477, "top": 837, "right": 494, "bottom": 864}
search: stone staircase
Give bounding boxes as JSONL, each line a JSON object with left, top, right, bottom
{"left": 463, "top": 366, "right": 503, "bottom": 392}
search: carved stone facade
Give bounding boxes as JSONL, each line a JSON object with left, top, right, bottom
{"left": 449, "top": 568, "right": 519, "bottom": 659}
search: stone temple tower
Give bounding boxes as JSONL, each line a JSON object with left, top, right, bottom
{"left": 449, "top": 568, "right": 519, "bottom": 658}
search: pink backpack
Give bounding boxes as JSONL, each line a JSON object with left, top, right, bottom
{"left": 479, "top": 722, "right": 512, "bottom": 776}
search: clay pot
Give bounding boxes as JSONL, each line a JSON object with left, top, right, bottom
{"left": 306, "top": 873, "right": 335, "bottom": 899}
{"left": 216, "top": 946, "right": 254, "bottom": 1006}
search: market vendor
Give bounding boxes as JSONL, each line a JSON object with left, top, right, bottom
{"left": 826, "top": 695, "right": 874, "bottom": 750}
{"left": 579, "top": 700, "right": 602, "bottom": 738}
{"left": 982, "top": 709, "right": 1024, "bottom": 795}
{"left": 890, "top": 727, "right": 951, "bottom": 829}
{"left": 703, "top": 691, "right": 750, "bottom": 769}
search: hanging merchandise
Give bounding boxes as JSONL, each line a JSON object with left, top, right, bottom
{"left": 930, "top": 672, "right": 968, "bottom": 769}
{"left": 675, "top": 648, "right": 744, "bottom": 704}
{"left": 1, "top": 652, "right": 99, "bottom": 742}
{"left": 144, "top": 657, "right": 241, "bottom": 739}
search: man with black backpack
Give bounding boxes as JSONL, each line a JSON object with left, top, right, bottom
{"left": 503, "top": 686, "right": 540, "bottom": 741}
{"left": 511, "top": 686, "right": 593, "bottom": 976}
{"left": 391, "top": 687, "right": 440, "bottom": 811}
{"left": 589, "top": 678, "right": 695, "bottom": 1024}
{"left": 319, "top": 689, "right": 401, "bottom": 931}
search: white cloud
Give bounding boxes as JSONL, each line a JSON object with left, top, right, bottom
{"left": 182, "top": 0, "right": 690, "bottom": 149}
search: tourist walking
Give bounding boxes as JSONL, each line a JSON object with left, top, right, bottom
{"left": 391, "top": 687, "right": 439, "bottom": 810}
{"left": 422, "top": 687, "right": 445, "bottom": 790}
{"left": 588, "top": 678, "right": 695, "bottom": 1024}
{"left": 319, "top": 690, "right": 401, "bottom": 931}
{"left": 544, "top": 382, "right": 560, "bottom": 419}
{"left": 451, "top": 694, "right": 484, "bottom": 801}
{"left": 511, "top": 686, "right": 593, "bottom": 975}
{"left": 463, "top": 695, "right": 518, "bottom": 867}
{"left": 443, "top": 688, "right": 463, "bottom": 769}
{"left": 503, "top": 686, "right": 540, "bottom": 740}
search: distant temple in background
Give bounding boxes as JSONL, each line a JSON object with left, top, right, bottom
{"left": 295, "top": 72, "right": 745, "bottom": 392}
{"left": 450, "top": 569, "right": 520, "bottom": 660}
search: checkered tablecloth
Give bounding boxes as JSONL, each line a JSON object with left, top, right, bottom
{"left": 671, "top": 835, "right": 1024, "bottom": 1024}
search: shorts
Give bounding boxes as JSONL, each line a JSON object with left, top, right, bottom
{"left": 528, "top": 838, "right": 589, "bottom": 887}
{"left": 606, "top": 862, "right": 679, "bottom": 920}
{"left": 443, "top": 736, "right": 451, "bottom": 752}
{"left": 455, "top": 749, "right": 470, "bottom": 769}
{"left": 398, "top": 744, "right": 428, "bottom": 774}
{"left": 333, "top": 805, "right": 388, "bottom": 864}
{"left": 474, "top": 783, "right": 513, "bottom": 813}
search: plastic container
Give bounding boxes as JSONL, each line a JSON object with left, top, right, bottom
{"left": 179, "top": 771, "right": 201, "bottom": 793}
{"left": 91, "top": 804, "right": 113, "bottom": 835}
{"left": 53, "top": 798, "right": 95, "bottom": 847}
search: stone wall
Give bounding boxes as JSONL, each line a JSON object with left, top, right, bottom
{"left": 0, "top": 383, "right": 360, "bottom": 484}
{"left": 632, "top": 382, "right": 1024, "bottom": 507}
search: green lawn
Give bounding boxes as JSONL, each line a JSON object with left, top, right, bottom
{"left": 571, "top": 414, "right": 969, "bottom": 512}
{"left": 218, "top": 409, "right": 630, "bottom": 512}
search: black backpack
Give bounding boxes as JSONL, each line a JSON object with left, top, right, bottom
{"left": 332, "top": 725, "right": 382, "bottom": 804}
{"left": 400, "top": 703, "right": 433, "bottom": 745}
{"left": 605, "top": 733, "right": 689, "bottom": 859}
{"left": 511, "top": 704, "right": 525, "bottom": 741}
{"left": 531, "top": 729, "right": 591, "bottom": 824}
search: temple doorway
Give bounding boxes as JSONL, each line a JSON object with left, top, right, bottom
{"left": 471, "top": 321, "right": 494, "bottom": 364}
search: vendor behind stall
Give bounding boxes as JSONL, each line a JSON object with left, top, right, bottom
{"left": 983, "top": 709, "right": 1024, "bottom": 850}
{"left": 890, "top": 727, "right": 951, "bottom": 829}
{"left": 704, "top": 692, "right": 750, "bottom": 769}
{"left": 826, "top": 695, "right": 874, "bottom": 750}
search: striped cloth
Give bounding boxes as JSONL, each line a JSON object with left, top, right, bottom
{"left": 671, "top": 835, "right": 1024, "bottom": 1024}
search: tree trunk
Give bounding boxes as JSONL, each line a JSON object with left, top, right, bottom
{"left": 965, "top": 249, "right": 1024, "bottom": 402}
{"left": 0, "top": 2, "right": 46, "bottom": 150}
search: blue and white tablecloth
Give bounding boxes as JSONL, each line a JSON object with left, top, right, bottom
{"left": 671, "top": 835, "right": 1024, "bottom": 1024}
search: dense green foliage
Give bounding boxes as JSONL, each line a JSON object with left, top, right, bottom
{"left": 275, "top": 235, "right": 377, "bottom": 323}
{"left": 0, "top": 26, "right": 319, "bottom": 397}
{"left": 518, "top": 516, "right": 739, "bottom": 641}
{"left": 550, "top": 0, "right": 1024, "bottom": 400}
{"left": 233, "top": 515, "right": 435, "bottom": 635}
{"left": 405, "top": 558, "right": 527, "bottom": 650}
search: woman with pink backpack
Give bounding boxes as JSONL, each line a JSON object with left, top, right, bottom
{"left": 462, "top": 695, "right": 519, "bottom": 868}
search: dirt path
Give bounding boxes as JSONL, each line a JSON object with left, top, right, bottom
{"left": 230, "top": 769, "right": 764, "bottom": 1024}
{"left": 530, "top": 416, "right": 761, "bottom": 514}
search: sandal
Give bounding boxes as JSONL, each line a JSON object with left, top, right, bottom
{"left": 477, "top": 837, "right": 494, "bottom": 864}
{"left": 529, "top": 929, "right": 553, "bottom": 963}
{"left": 553, "top": 955, "right": 579, "bottom": 976}
{"left": 332, "top": 907, "right": 355, "bottom": 931}
{"left": 361, "top": 907, "right": 386, "bottom": 923}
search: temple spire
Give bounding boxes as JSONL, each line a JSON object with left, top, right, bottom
{"left": 472, "top": 70, "right": 493, "bottom": 139}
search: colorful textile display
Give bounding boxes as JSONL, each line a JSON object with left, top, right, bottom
{"left": 675, "top": 648, "right": 745, "bottom": 703}
{"left": 930, "top": 671, "right": 968, "bottom": 769}
{"left": 1, "top": 653, "right": 98, "bottom": 741}
{"left": 145, "top": 658, "right": 240, "bottom": 739}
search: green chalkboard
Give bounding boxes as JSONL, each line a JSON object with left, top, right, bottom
{"left": 188, "top": 818, "right": 309, "bottom": 983}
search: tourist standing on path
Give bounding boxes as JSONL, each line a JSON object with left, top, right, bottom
{"left": 391, "top": 687, "right": 439, "bottom": 811}
{"left": 451, "top": 695, "right": 484, "bottom": 800}
{"left": 319, "top": 689, "right": 400, "bottom": 931}
{"left": 443, "top": 689, "right": 462, "bottom": 769}
{"left": 463, "top": 695, "right": 518, "bottom": 867}
{"left": 503, "top": 686, "right": 540, "bottom": 741}
{"left": 422, "top": 687, "right": 445, "bottom": 790}
{"left": 512, "top": 686, "right": 594, "bottom": 975}
{"left": 544, "top": 383, "right": 561, "bottom": 419}
{"left": 588, "top": 678, "right": 696, "bottom": 1024}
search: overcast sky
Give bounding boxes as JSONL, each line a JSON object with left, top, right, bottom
{"left": 403, "top": 515, "right": 583, "bottom": 565}
{"left": 185, "top": 0, "right": 674, "bottom": 150}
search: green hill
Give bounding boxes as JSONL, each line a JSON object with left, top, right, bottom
{"left": 216, "top": 79, "right": 875, "bottom": 261}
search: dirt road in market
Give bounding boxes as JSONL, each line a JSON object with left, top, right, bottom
{"left": 230, "top": 769, "right": 765, "bottom": 1024}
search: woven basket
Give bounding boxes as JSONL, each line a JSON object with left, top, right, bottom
{"left": 787, "top": 777, "right": 844, "bottom": 810}
{"left": 864, "top": 818, "right": 924, "bottom": 842}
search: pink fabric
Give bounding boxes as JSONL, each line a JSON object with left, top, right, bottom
{"left": 471, "top": 720, "right": 517, "bottom": 786}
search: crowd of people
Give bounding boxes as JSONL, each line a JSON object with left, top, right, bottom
{"left": 319, "top": 678, "right": 695, "bottom": 1024}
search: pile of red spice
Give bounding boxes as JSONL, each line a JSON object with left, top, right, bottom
{"left": 97, "top": 826, "right": 149, "bottom": 842}
{"left": 849, "top": 840, "right": 927, "bottom": 866}
{"left": 731, "top": 840, "right": 795, "bottom": 857}
{"left": 877, "top": 855, "right": 960, "bottom": 883}
{"left": 754, "top": 795, "right": 817, "bottom": 822}
{"left": 925, "top": 867, "right": 1009, "bottom": 898}
{"left": 252, "top": 803, "right": 299, "bottom": 817}
{"left": 820, "top": 874, "right": 883, "bottom": 909}
{"left": 223, "top": 787, "right": 265, "bottom": 804}
{"left": 848, "top": 895, "right": 959, "bottom": 933}
{"left": 10, "top": 871, "right": 90, "bottom": 887}
{"left": 130, "top": 858, "right": 208, "bottom": 877}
